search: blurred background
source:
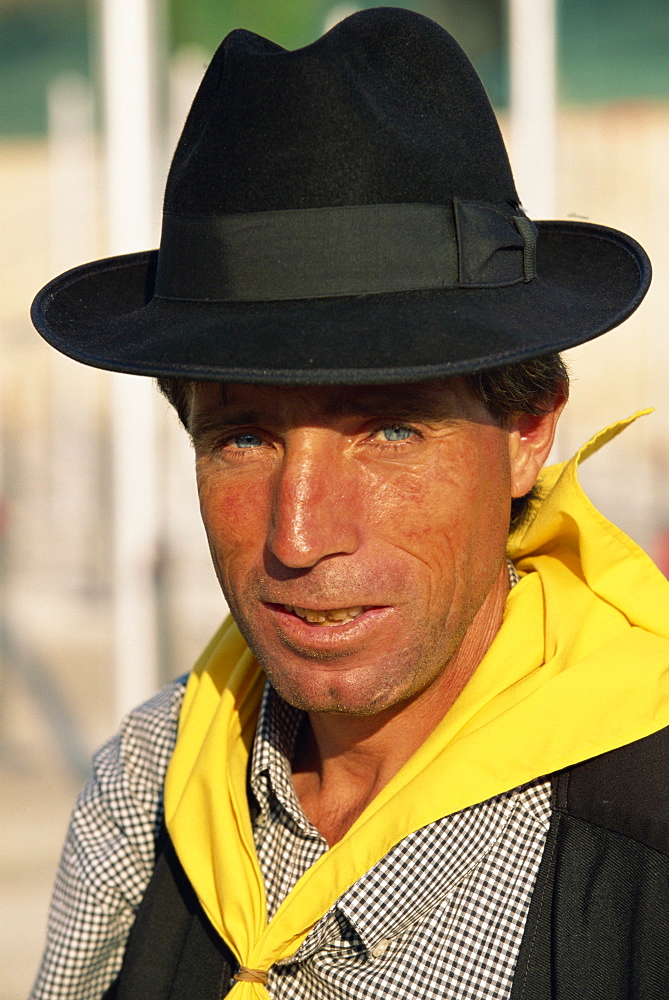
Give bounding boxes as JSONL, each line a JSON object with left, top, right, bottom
{"left": 1, "top": 1, "right": 668, "bottom": 995}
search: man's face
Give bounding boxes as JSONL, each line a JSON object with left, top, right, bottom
{"left": 191, "top": 379, "right": 534, "bottom": 717}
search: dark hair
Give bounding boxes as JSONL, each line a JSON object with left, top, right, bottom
{"left": 467, "top": 354, "right": 568, "bottom": 529}
{"left": 157, "top": 353, "right": 568, "bottom": 531}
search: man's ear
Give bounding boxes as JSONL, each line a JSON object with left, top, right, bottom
{"left": 508, "top": 394, "right": 567, "bottom": 498}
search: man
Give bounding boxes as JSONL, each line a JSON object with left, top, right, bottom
{"left": 30, "top": 8, "right": 669, "bottom": 1000}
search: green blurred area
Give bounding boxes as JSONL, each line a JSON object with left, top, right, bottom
{"left": 0, "top": 0, "right": 668, "bottom": 136}
{"left": 0, "top": 0, "right": 90, "bottom": 135}
{"left": 560, "top": 0, "right": 669, "bottom": 104}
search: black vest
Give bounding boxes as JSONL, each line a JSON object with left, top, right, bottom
{"left": 104, "top": 727, "right": 669, "bottom": 1000}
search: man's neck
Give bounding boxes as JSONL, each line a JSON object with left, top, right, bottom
{"left": 292, "top": 563, "right": 510, "bottom": 845}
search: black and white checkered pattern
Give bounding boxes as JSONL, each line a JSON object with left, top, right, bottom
{"left": 507, "top": 560, "right": 520, "bottom": 589}
{"left": 30, "top": 561, "right": 549, "bottom": 1000}
{"left": 29, "top": 680, "right": 186, "bottom": 1000}
{"left": 251, "top": 684, "right": 550, "bottom": 999}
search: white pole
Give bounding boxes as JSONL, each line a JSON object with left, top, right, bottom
{"left": 508, "top": 0, "right": 557, "bottom": 219}
{"left": 101, "top": 0, "right": 158, "bottom": 251}
{"left": 509, "top": 1, "right": 564, "bottom": 463}
{"left": 100, "top": 0, "right": 162, "bottom": 720}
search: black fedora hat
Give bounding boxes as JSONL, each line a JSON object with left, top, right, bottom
{"left": 32, "top": 6, "right": 651, "bottom": 385}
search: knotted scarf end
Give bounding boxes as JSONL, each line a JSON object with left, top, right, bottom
{"left": 234, "top": 967, "right": 270, "bottom": 985}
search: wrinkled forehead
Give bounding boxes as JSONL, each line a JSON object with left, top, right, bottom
{"left": 188, "top": 377, "right": 487, "bottom": 429}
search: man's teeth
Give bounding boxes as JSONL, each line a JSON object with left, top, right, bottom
{"left": 284, "top": 605, "right": 366, "bottom": 625}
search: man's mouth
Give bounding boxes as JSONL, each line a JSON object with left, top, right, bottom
{"left": 282, "top": 604, "right": 367, "bottom": 626}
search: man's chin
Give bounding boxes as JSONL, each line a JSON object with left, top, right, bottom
{"left": 258, "top": 651, "right": 430, "bottom": 719}
{"left": 274, "top": 685, "right": 397, "bottom": 717}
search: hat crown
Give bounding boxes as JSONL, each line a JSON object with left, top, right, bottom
{"left": 32, "top": 6, "right": 651, "bottom": 387}
{"left": 164, "top": 7, "right": 518, "bottom": 215}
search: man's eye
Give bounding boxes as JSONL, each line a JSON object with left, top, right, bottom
{"left": 229, "top": 433, "right": 263, "bottom": 449}
{"left": 378, "top": 425, "right": 413, "bottom": 442}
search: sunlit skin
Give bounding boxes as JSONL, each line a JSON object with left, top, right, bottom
{"left": 190, "top": 379, "right": 564, "bottom": 843}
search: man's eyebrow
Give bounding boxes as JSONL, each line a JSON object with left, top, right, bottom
{"left": 189, "top": 409, "right": 263, "bottom": 440}
{"left": 189, "top": 384, "right": 462, "bottom": 438}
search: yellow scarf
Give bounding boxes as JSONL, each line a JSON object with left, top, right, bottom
{"left": 165, "top": 413, "right": 669, "bottom": 998}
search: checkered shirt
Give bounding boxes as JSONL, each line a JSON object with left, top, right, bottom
{"left": 250, "top": 681, "right": 550, "bottom": 999}
{"left": 30, "top": 562, "right": 552, "bottom": 1000}
{"left": 29, "top": 679, "right": 186, "bottom": 1000}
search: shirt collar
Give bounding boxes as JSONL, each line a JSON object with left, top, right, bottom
{"left": 249, "top": 680, "right": 308, "bottom": 827}
{"left": 291, "top": 777, "right": 550, "bottom": 962}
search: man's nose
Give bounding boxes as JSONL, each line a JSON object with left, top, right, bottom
{"left": 267, "top": 436, "right": 362, "bottom": 569}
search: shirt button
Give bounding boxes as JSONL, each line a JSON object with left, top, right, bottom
{"left": 370, "top": 939, "right": 391, "bottom": 959}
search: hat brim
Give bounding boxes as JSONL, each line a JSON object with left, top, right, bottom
{"left": 31, "top": 221, "right": 650, "bottom": 385}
